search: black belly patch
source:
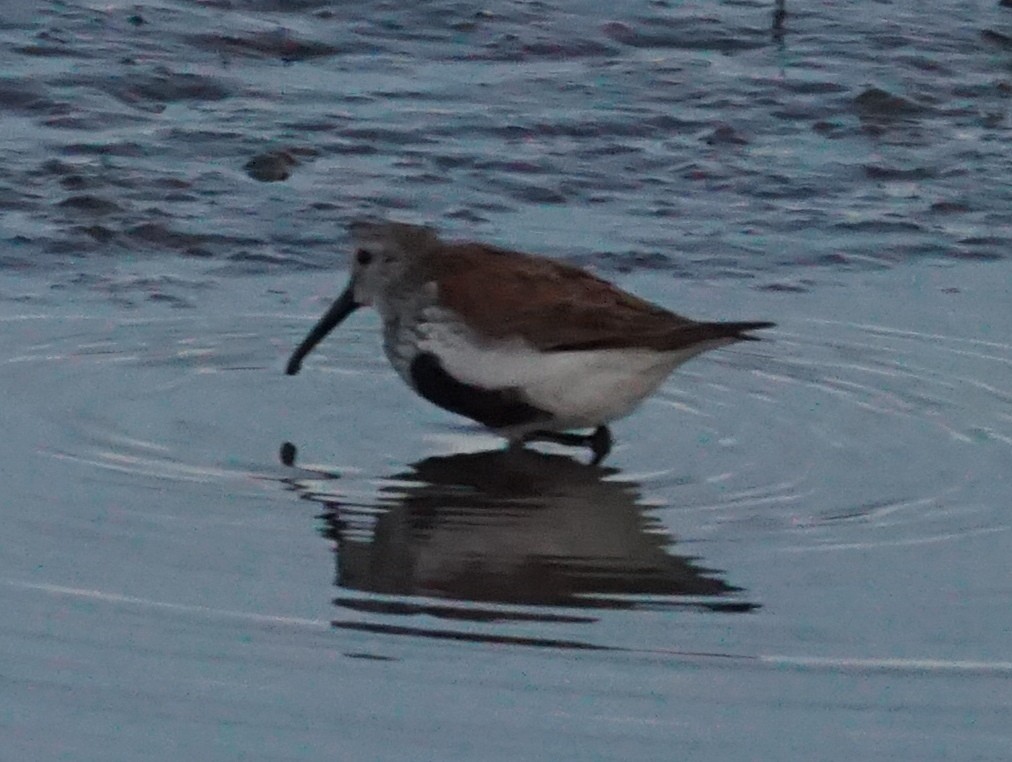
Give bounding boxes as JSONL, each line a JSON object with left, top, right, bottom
{"left": 409, "top": 352, "right": 549, "bottom": 429}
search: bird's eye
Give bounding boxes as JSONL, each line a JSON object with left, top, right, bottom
{"left": 356, "top": 248, "right": 373, "bottom": 266}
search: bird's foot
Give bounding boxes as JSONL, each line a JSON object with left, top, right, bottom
{"left": 521, "top": 425, "right": 613, "bottom": 465}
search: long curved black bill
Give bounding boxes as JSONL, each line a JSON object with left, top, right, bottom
{"left": 286, "top": 284, "right": 359, "bottom": 375}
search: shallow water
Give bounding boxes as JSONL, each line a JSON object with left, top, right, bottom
{"left": 2, "top": 1, "right": 1011, "bottom": 760}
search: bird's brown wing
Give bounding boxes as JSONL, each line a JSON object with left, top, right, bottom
{"left": 431, "top": 243, "right": 705, "bottom": 352}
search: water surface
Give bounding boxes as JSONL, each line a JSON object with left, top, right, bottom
{"left": 2, "top": 1, "right": 1011, "bottom": 759}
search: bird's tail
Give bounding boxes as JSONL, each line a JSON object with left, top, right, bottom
{"left": 656, "top": 320, "right": 775, "bottom": 349}
{"left": 707, "top": 320, "right": 776, "bottom": 342}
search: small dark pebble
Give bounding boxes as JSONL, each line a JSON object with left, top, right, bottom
{"left": 705, "top": 124, "right": 748, "bottom": 146}
{"left": 854, "top": 86, "right": 924, "bottom": 116}
{"left": 244, "top": 150, "right": 298, "bottom": 182}
{"left": 280, "top": 441, "right": 297, "bottom": 466}
{"left": 58, "top": 195, "right": 121, "bottom": 215}
{"left": 930, "top": 200, "right": 970, "bottom": 214}
{"left": 80, "top": 225, "right": 116, "bottom": 242}
{"left": 981, "top": 29, "right": 1012, "bottom": 48}
{"left": 60, "top": 175, "right": 91, "bottom": 191}
{"left": 601, "top": 21, "right": 637, "bottom": 45}
{"left": 812, "top": 120, "right": 846, "bottom": 137}
{"left": 758, "top": 282, "right": 809, "bottom": 293}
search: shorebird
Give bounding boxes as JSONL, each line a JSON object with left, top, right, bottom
{"left": 286, "top": 221, "right": 773, "bottom": 464}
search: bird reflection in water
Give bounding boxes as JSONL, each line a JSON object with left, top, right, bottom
{"left": 280, "top": 442, "right": 757, "bottom": 635}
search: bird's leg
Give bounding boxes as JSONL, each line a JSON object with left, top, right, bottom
{"left": 588, "top": 425, "right": 613, "bottom": 466}
{"left": 521, "top": 426, "right": 613, "bottom": 465}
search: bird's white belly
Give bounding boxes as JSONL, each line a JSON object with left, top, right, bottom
{"left": 414, "top": 318, "right": 713, "bottom": 429}
{"left": 514, "top": 348, "right": 681, "bottom": 426}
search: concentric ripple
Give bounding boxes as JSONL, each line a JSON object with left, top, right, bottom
{"left": 645, "top": 307, "right": 1012, "bottom": 558}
